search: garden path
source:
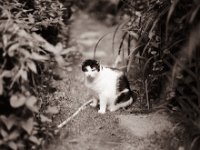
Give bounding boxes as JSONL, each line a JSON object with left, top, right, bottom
{"left": 47, "top": 12, "right": 178, "bottom": 150}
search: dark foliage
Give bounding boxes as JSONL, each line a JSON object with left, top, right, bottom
{"left": 0, "top": 0, "right": 74, "bottom": 149}
{"left": 117, "top": 0, "right": 200, "bottom": 148}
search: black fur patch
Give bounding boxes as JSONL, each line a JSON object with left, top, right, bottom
{"left": 115, "top": 75, "right": 132, "bottom": 104}
{"left": 82, "top": 59, "right": 100, "bottom": 72}
{"left": 118, "top": 75, "right": 131, "bottom": 92}
{"left": 115, "top": 90, "right": 132, "bottom": 104}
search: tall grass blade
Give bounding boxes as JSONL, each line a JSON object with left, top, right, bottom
{"left": 166, "top": 0, "right": 179, "bottom": 40}
{"left": 118, "top": 32, "right": 127, "bottom": 55}
{"left": 93, "top": 31, "right": 112, "bottom": 59}
{"left": 189, "top": 5, "right": 200, "bottom": 24}
{"left": 112, "top": 24, "right": 121, "bottom": 55}
{"left": 127, "top": 44, "right": 144, "bottom": 72}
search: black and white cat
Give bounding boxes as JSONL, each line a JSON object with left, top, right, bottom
{"left": 82, "top": 59, "right": 133, "bottom": 114}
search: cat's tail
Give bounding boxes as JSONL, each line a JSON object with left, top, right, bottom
{"left": 110, "top": 96, "right": 133, "bottom": 112}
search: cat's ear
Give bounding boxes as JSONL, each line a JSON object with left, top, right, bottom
{"left": 96, "top": 60, "right": 100, "bottom": 66}
{"left": 81, "top": 60, "right": 87, "bottom": 72}
{"left": 95, "top": 60, "right": 101, "bottom": 71}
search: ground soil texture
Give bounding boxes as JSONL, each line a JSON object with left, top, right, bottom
{"left": 45, "top": 12, "right": 182, "bottom": 150}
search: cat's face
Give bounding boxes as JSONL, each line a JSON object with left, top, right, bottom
{"left": 82, "top": 59, "right": 100, "bottom": 79}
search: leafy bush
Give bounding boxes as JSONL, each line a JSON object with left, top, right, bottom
{"left": 0, "top": 0, "right": 73, "bottom": 149}
{"left": 118, "top": 0, "right": 200, "bottom": 148}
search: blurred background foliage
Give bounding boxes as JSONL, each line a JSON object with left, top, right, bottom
{"left": 74, "top": 0, "right": 120, "bottom": 26}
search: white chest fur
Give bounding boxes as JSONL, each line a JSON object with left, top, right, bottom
{"left": 85, "top": 67, "right": 121, "bottom": 99}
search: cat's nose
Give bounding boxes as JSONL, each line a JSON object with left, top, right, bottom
{"left": 87, "top": 75, "right": 94, "bottom": 80}
{"left": 87, "top": 75, "right": 92, "bottom": 78}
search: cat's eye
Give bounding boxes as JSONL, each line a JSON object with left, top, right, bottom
{"left": 82, "top": 68, "right": 87, "bottom": 72}
{"left": 92, "top": 69, "right": 96, "bottom": 71}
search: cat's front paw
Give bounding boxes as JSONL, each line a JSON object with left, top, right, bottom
{"left": 98, "top": 109, "right": 106, "bottom": 114}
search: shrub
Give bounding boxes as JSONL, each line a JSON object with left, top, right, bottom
{"left": 118, "top": 0, "right": 200, "bottom": 148}
{"left": 0, "top": 0, "right": 73, "bottom": 149}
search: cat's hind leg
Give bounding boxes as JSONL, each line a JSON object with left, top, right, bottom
{"left": 109, "top": 97, "right": 133, "bottom": 112}
{"left": 109, "top": 89, "right": 133, "bottom": 112}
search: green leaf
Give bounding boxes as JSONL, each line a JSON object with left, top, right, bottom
{"left": 31, "top": 27, "right": 39, "bottom": 32}
{"left": 8, "top": 131, "right": 19, "bottom": 140}
{"left": 60, "top": 46, "right": 76, "bottom": 55}
{"left": 0, "top": 129, "right": 8, "bottom": 138}
{"left": 0, "top": 115, "right": 15, "bottom": 130}
{"left": 127, "top": 31, "right": 139, "bottom": 39}
{"left": 148, "top": 31, "right": 155, "bottom": 39}
{"left": 151, "top": 51, "right": 157, "bottom": 55}
{"left": 46, "top": 106, "right": 59, "bottom": 114}
{"left": 32, "top": 33, "right": 55, "bottom": 54}
{"left": 2, "top": 35, "right": 8, "bottom": 47}
{"left": 31, "top": 52, "right": 49, "bottom": 62}
{"left": 40, "top": 115, "right": 52, "bottom": 123}
{"left": 21, "top": 118, "right": 34, "bottom": 134}
{"left": 8, "top": 141, "right": 17, "bottom": 150}
{"left": 1, "top": 70, "right": 13, "bottom": 78}
{"left": 28, "top": 14, "right": 35, "bottom": 23}
{"left": 55, "top": 42, "right": 63, "bottom": 53}
{"left": 66, "top": 67, "right": 73, "bottom": 72}
{"left": 29, "top": 136, "right": 41, "bottom": 145}
{"left": 8, "top": 43, "right": 20, "bottom": 57}
{"left": 16, "top": 141, "right": 24, "bottom": 149}
{"left": 25, "top": 96, "right": 38, "bottom": 112}
{"left": 20, "top": 70, "right": 28, "bottom": 81}
{"left": 27, "top": 61, "right": 37, "bottom": 73}
{"left": 10, "top": 94, "right": 26, "bottom": 108}
{"left": 0, "top": 79, "right": 3, "bottom": 95}
{"left": 151, "top": 41, "right": 159, "bottom": 48}
{"left": 20, "top": 48, "right": 31, "bottom": 58}
{"left": 18, "top": 29, "right": 31, "bottom": 39}
{"left": 55, "top": 55, "right": 65, "bottom": 65}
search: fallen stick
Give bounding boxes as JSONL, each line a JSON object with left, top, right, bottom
{"left": 57, "top": 99, "right": 93, "bottom": 128}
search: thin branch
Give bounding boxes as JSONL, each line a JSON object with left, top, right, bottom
{"left": 57, "top": 99, "right": 93, "bottom": 129}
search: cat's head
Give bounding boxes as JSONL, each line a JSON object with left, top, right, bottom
{"left": 82, "top": 59, "right": 100, "bottom": 79}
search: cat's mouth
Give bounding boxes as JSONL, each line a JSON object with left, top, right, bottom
{"left": 87, "top": 76, "right": 94, "bottom": 82}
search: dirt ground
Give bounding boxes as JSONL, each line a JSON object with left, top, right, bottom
{"left": 46, "top": 12, "right": 182, "bottom": 150}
